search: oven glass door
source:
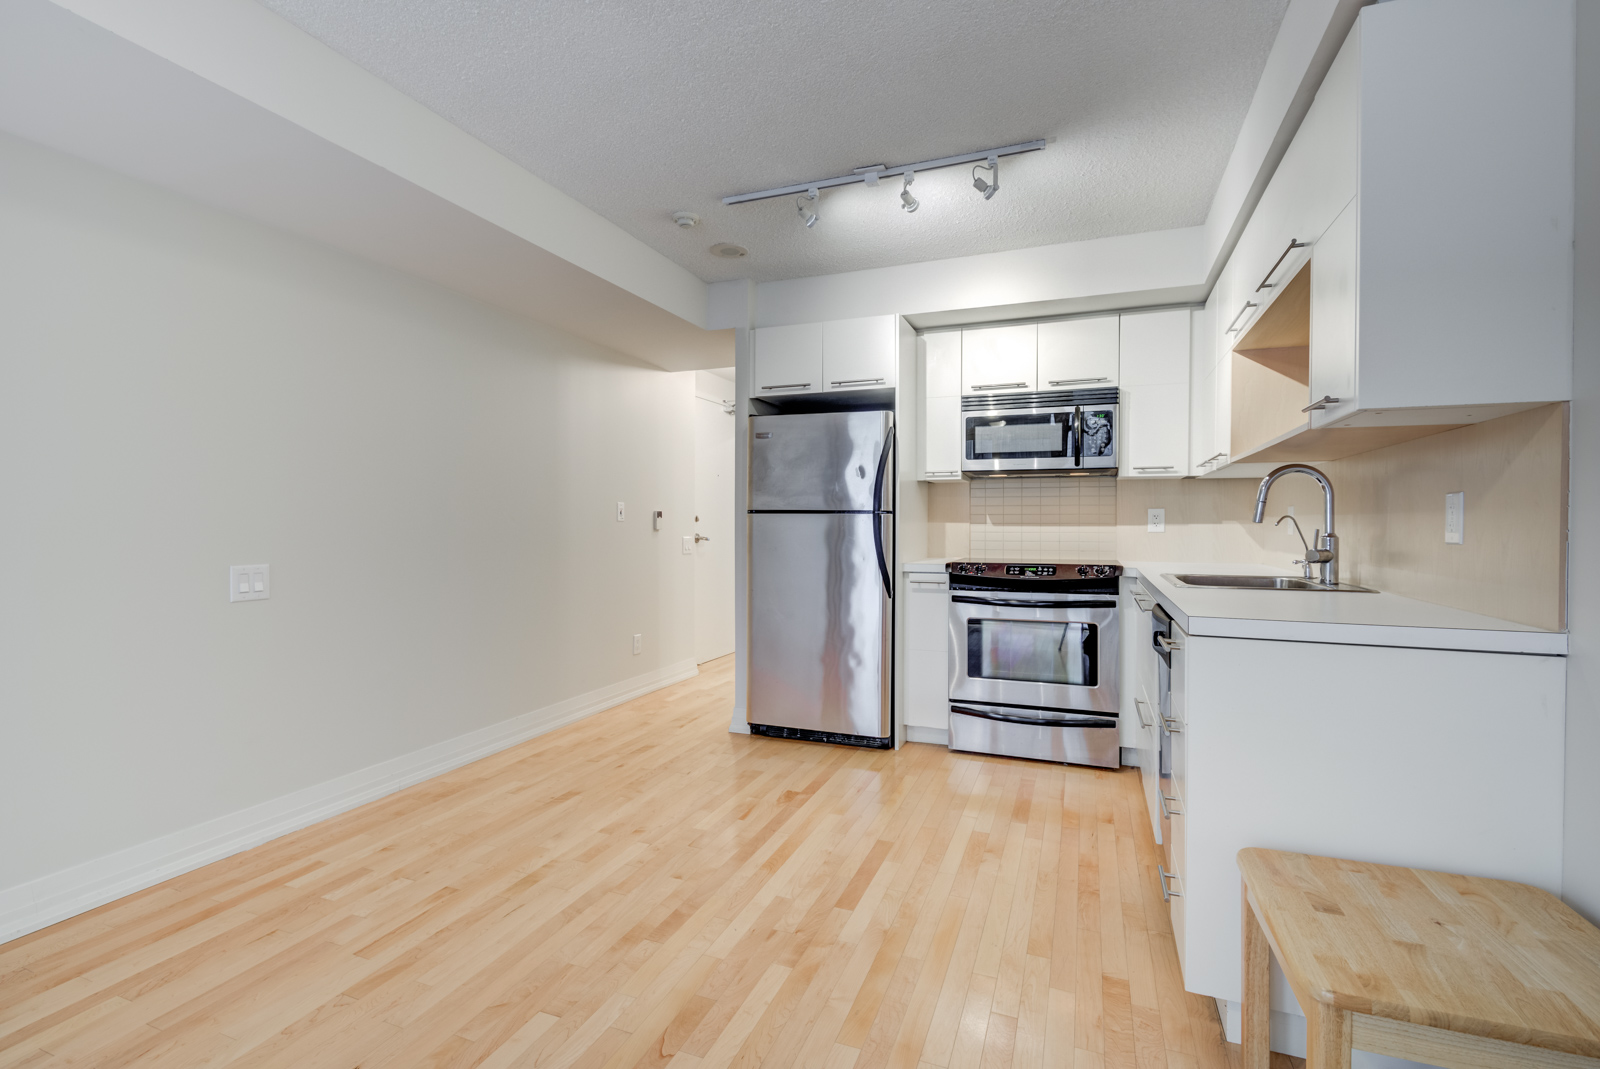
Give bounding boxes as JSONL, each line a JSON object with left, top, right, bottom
{"left": 948, "top": 595, "right": 1119, "bottom": 714}
{"left": 963, "top": 407, "right": 1074, "bottom": 472}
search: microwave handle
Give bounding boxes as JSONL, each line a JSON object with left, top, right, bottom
{"left": 1072, "top": 407, "right": 1082, "bottom": 466}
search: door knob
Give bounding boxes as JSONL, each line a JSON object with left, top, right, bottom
{"left": 694, "top": 534, "right": 711, "bottom": 543}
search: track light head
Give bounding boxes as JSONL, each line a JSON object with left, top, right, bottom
{"left": 900, "top": 172, "right": 919, "bottom": 213}
{"left": 796, "top": 187, "right": 819, "bottom": 228}
{"left": 972, "top": 155, "right": 999, "bottom": 200}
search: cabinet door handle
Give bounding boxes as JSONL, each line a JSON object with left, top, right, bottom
{"left": 1159, "top": 866, "right": 1183, "bottom": 901}
{"left": 1160, "top": 713, "right": 1183, "bottom": 734}
{"left": 760, "top": 382, "right": 812, "bottom": 391}
{"left": 1048, "top": 376, "right": 1110, "bottom": 386}
{"left": 971, "top": 381, "right": 1030, "bottom": 391}
{"left": 1225, "top": 302, "right": 1258, "bottom": 334}
{"left": 923, "top": 471, "right": 961, "bottom": 478}
{"left": 1133, "top": 466, "right": 1176, "bottom": 471}
{"left": 1255, "top": 239, "right": 1309, "bottom": 292}
{"left": 1132, "top": 595, "right": 1155, "bottom": 613}
{"left": 1154, "top": 634, "right": 1182, "bottom": 652}
{"left": 1301, "top": 395, "right": 1342, "bottom": 412}
{"left": 1134, "top": 697, "right": 1154, "bottom": 729}
{"left": 831, "top": 378, "right": 885, "bottom": 387}
{"left": 1198, "top": 451, "right": 1226, "bottom": 467}
{"left": 1159, "top": 791, "right": 1183, "bottom": 819}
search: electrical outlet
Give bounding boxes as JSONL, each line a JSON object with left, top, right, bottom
{"left": 682, "top": 535, "right": 693, "bottom": 555}
{"left": 1147, "top": 508, "right": 1165, "bottom": 533}
{"left": 632, "top": 633, "right": 642, "bottom": 655}
{"left": 229, "top": 564, "right": 270, "bottom": 602}
{"left": 616, "top": 501, "right": 625, "bottom": 522}
{"left": 1445, "top": 492, "right": 1465, "bottom": 544}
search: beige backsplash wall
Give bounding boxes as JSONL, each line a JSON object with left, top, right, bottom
{"left": 925, "top": 404, "right": 1568, "bottom": 630}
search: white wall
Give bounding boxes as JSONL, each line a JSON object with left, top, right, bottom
{"left": 1565, "top": 0, "right": 1600, "bottom": 925}
{"left": 0, "top": 132, "right": 699, "bottom": 935}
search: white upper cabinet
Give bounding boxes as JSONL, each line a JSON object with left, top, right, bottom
{"left": 823, "top": 315, "right": 898, "bottom": 392}
{"left": 918, "top": 332, "right": 963, "bottom": 481}
{"left": 960, "top": 324, "right": 1037, "bottom": 395}
{"left": 1119, "top": 309, "right": 1190, "bottom": 478}
{"left": 1037, "top": 317, "right": 1119, "bottom": 389}
{"left": 751, "top": 322, "right": 823, "bottom": 396}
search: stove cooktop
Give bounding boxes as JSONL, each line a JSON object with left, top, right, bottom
{"left": 945, "top": 560, "right": 1122, "bottom": 580}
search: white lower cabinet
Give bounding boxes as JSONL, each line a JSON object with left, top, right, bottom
{"left": 1166, "top": 628, "right": 1566, "bottom": 1045}
{"left": 902, "top": 573, "right": 949, "bottom": 736}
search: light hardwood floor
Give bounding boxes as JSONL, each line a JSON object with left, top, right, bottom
{"left": 0, "top": 656, "right": 1244, "bottom": 1069}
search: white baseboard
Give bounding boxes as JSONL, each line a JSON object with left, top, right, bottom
{"left": 0, "top": 658, "right": 698, "bottom": 946}
{"left": 905, "top": 726, "right": 949, "bottom": 746}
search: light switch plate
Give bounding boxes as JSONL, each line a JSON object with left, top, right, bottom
{"left": 229, "top": 563, "right": 270, "bottom": 602}
{"left": 616, "top": 501, "right": 625, "bottom": 522}
{"left": 1147, "top": 508, "right": 1166, "bottom": 533}
{"left": 632, "top": 634, "right": 642, "bottom": 655}
{"left": 1445, "top": 492, "right": 1465, "bottom": 544}
{"left": 682, "top": 536, "right": 693, "bottom": 555}
{"left": 652, "top": 510, "right": 663, "bottom": 531}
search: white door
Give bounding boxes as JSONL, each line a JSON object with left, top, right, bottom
{"left": 694, "top": 374, "right": 736, "bottom": 663}
{"left": 1037, "top": 316, "right": 1120, "bottom": 389}
{"left": 823, "top": 316, "right": 898, "bottom": 391}
{"left": 960, "top": 324, "right": 1037, "bottom": 395}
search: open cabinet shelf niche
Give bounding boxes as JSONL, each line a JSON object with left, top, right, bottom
{"left": 1227, "top": 262, "right": 1462, "bottom": 465}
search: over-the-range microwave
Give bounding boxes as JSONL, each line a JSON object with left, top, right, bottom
{"left": 960, "top": 388, "right": 1118, "bottom": 477}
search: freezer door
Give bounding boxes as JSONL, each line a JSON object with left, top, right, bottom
{"left": 749, "top": 411, "right": 894, "bottom": 512}
{"left": 748, "top": 512, "right": 892, "bottom": 739}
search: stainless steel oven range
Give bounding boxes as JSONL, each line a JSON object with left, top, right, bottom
{"left": 946, "top": 561, "right": 1121, "bottom": 768}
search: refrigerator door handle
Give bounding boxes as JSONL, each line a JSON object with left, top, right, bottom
{"left": 873, "top": 513, "right": 892, "bottom": 600}
{"left": 872, "top": 426, "right": 893, "bottom": 514}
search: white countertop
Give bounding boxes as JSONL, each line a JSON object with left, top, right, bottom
{"left": 900, "top": 558, "right": 1567, "bottom": 656}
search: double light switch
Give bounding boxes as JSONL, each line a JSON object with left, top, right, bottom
{"left": 230, "top": 564, "right": 270, "bottom": 602}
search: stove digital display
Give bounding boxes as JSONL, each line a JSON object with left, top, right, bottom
{"left": 1004, "top": 564, "right": 1057, "bottom": 577}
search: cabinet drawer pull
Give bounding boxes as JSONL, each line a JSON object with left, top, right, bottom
{"left": 831, "top": 377, "right": 885, "bottom": 387}
{"left": 1255, "top": 238, "right": 1310, "bottom": 292}
{"left": 1225, "top": 302, "right": 1258, "bottom": 334}
{"left": 1134, "top": 697, "right": 1154, "bottom": 729}
{"left": 1133, "top": 466, "right": 1176, "bottom": 471}
{"left": 1154, "top": 634, "right": 1182, "bottom": 653}
{"left": 1159, "top": 791, "right": 1183, "bottom": 819}
{"left": 1132, "top": 595, "right": 1155, "bottom": 613}
{"left": 971, "top": 381, "right": 1030, "bottom": 391}
{"left": 760, "top": 382, "right": 812, "bottom": 391}
{"left": 1301, "top": 394, "right": 1342, "bottom": 412}
{"left": 1159, "top": 866, "right": 1183, "bottom": 901}
{"left": 1048, "top": 376, "right": 1110, "bottom": 386}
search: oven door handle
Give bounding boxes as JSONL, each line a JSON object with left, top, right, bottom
{"left": 950, "top": 704, "right": 1118, "bottom": 729}
{"left": 950, "top": 596, "right": 1117, "bottom": 609}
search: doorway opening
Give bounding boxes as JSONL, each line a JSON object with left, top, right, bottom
{"left": 693, "top": 369, "right": 735, "bottom": 664}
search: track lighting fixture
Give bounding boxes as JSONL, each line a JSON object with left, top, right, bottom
{"left": 796, "top": 186, "right": 819, "bottom": 228}
{"left": 972, "top": 155, "right": 999, "bottom": 200}
{"left": 899, "top": 173, "right": 919, "bottom": 213}
{"left": 722, "top": 138, "right": 1043, "bottom": 209}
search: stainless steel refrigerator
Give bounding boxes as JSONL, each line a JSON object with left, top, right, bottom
{"left": 747, "top": 410, "right": 894, "bottom": 748}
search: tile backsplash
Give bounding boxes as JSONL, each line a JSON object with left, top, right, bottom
{"left": 961, "top": 477, "right": 1119, "bottom": 561}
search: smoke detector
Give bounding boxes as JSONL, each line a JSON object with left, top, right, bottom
{"left": 671, "top": 211, "right": 699, "bottom": 229}
{"left": 710, "top": 243, "right": 748, "bottom": 259}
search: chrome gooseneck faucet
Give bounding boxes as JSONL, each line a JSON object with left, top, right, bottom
{"left": 1253, "top": 464, "right": 1338, "bottom": 586}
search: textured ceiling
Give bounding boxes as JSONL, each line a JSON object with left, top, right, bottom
{"left": 257, "top": 0, "right": 1288, "bottom": 285}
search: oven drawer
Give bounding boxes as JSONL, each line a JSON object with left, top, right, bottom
{"left": 948, "top": 704, "right": 1120, "bottom": 768}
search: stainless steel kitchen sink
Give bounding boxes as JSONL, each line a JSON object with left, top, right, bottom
{"left": 1164, "top": 573, "right": 1377, "bottom": 592}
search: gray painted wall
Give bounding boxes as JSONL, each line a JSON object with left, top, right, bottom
{"left": 1565, "top": 0, "right": 1600, "bottom": 924}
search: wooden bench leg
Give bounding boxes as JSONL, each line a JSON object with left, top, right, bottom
{"left": 1306, "top": 1001, "right": 1352, "bottom": 1069}
{"left": 1241, "top": 880, "right": 1271, "bottom": 1069}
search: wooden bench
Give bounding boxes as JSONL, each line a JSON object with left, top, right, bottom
{"left": 1237, "top": 848, "right": 1600, "bottom": 1069}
